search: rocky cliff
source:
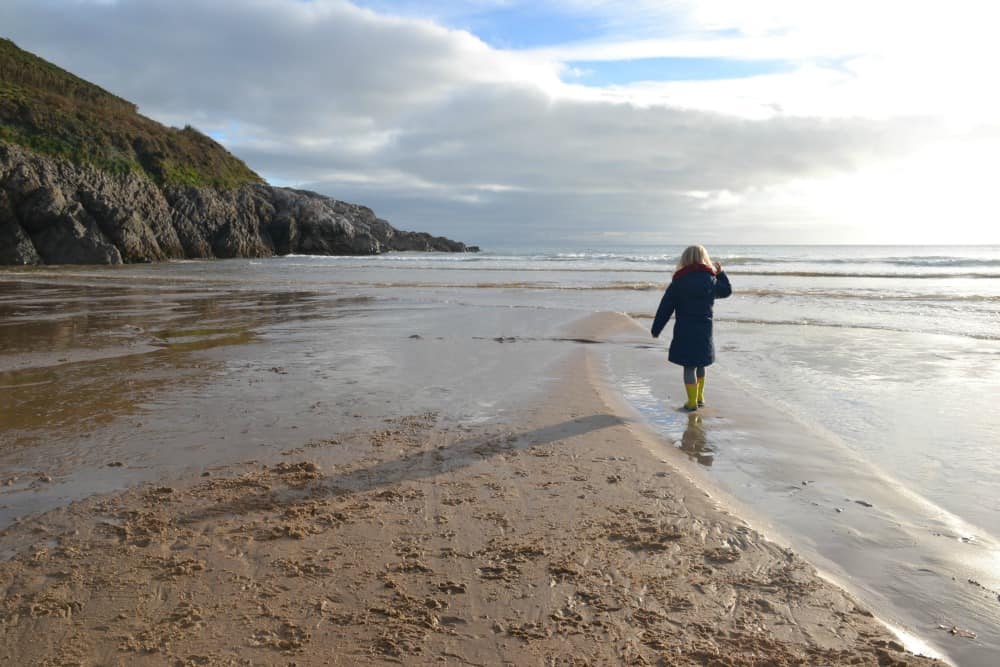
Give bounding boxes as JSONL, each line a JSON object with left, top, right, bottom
{"left": 0, "top": 143, "right": 475, "bottom": 265}
{"left": 0, "top": 38, "right": 475, "bottom": 265}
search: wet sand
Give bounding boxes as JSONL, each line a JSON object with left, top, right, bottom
{"left": 0, "top": 301, "right": 945, "bottom": 665}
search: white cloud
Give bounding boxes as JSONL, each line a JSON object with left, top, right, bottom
{"left": 2, "top": 0, "right": 997, "bottom": 244}
{"left": 527, "top": 0, "right": 1000, "bottom": 124}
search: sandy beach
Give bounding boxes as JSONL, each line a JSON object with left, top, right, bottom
{"left": 4, "top": 2, "right": 1000, "bottom": 661}
{"left": 0, "top": 302, "right": 947, "bottom": 665}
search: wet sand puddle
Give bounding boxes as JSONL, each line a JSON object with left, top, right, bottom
{"left": 0, "top": 277, "right": 379, "bottom": 525}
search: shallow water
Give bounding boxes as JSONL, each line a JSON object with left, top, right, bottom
{"left": 1, "top": 248, "right": 998, "bottom": 665}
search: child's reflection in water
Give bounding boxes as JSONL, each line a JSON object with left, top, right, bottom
{"left": 679, "top": 413, "right": 714, "bottom": 467}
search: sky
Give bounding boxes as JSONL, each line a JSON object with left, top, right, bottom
{"left": 2, "top": 0, "right": 999, "bottom": 246}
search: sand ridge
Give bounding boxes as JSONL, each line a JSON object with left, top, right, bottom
{"left": 0, "top": 325, "right": 947, "bottom": 665}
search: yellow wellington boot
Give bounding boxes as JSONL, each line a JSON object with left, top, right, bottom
{"left": 697, "top": 377, "right": 706, "bottom": 407}
{"left": 684, "top": 384, "right": 699, "bottom": 411}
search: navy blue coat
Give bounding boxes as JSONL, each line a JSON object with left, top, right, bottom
{"left": 651, "top": 266, "right": 732, "bottom": 367}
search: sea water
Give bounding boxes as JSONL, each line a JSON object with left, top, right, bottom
{"left": 1, "top": 244, "right": 998, "bottom": 664}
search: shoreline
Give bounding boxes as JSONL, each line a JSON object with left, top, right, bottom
{"left": 589, "top": 316, "right": 956, "bottom": 663}
{"left": 0, "top": 312, "right": 945, "bottom": 665}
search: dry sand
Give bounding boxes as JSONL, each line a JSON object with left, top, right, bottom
{"left": 0, "top": 314, "right": 947, "bottom": 666}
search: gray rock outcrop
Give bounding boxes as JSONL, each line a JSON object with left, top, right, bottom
{"left": 0, "top": 143, "right": 475, "bottom": 265}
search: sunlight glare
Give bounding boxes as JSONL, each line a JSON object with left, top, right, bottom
{"left": 799, "top": 139, "right": 999, "bottom": 244}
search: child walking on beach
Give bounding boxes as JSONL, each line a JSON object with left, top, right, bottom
{"left": 651, "top": 245, "right": 732, "bottom": 411}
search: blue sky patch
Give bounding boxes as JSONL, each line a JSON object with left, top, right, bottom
{"left": 350, "top": 1, "right": 606, "bottom": 48}
{"left": 456, "top": 6, "right": 605, "bottom": 49}
{"left": 565, "top": 57, "right": 795, "bottom": 85}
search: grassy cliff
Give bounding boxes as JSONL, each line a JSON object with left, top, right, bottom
{"left": 0, "top": 38, "right": 263, "bottom": 188}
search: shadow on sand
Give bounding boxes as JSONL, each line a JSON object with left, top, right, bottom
{"left": 336, "top": 413, "right": 627, "bottom": 492}
{"left": 177, "top": 413, "right": 627, "bottom": 525}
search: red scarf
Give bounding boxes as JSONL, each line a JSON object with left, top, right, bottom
{"left": 672, "top": 263, "right": 717, "bottom": 281}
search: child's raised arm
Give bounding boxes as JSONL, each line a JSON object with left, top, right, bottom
{"left": 714, "top": 264, "right": 732, "bottom": 299}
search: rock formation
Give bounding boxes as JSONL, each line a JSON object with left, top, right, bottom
{"left": 0, "top": 143, "right": 476, "bottom": 265}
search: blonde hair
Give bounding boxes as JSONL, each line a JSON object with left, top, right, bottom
{"left": 676, "top": 245, "right": 713, "bottom": 271}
